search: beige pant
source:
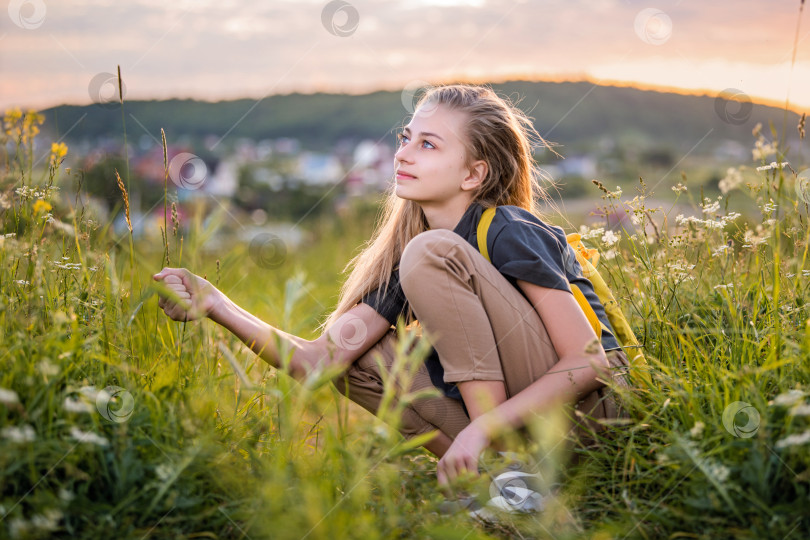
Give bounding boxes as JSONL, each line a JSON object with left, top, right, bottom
{"left": 333, "top": 230, "right": 631, "bottom": 443}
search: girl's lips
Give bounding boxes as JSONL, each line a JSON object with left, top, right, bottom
{"left": 396, "top": 172, "right": 416, "bottom": 180}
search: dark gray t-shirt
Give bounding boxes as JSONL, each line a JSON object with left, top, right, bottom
{"left": 360, "top": 201, "right": 620, "bottom": 398}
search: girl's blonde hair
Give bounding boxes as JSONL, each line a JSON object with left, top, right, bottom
{"left": 320, "top": 84, "right": 556, "bottom": 331}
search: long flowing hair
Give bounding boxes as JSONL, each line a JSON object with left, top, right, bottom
{"left": 319, "top": 84, "right": 557, "bottom": 331}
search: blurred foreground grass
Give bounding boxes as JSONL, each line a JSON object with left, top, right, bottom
{"left": 1, "top": 110, "right": 809, "bottom": 539}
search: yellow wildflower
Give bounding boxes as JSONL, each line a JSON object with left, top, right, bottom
{"left": 3, "top": 107, "right": 23, "bottom": 138}
{"left": 33, "top": 199, "right": 52, "bottom": 214}
{"left": 49, "top": 142, "right": 68, "bottom": 167}
{"left": 21, "top": 110, "right": 44, "bottom": 144}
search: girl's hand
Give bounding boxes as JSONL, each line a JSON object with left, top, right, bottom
{"left": 152, "top": 267, "right": 222, "bottom": 322}
{"left": 437, "top": 419, "right": 491, "bottom": 486}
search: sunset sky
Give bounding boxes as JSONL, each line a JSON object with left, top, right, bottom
{"left": 1, "top": 0, "right": 808, "bottom": 112}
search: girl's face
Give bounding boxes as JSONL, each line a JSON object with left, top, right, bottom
{"left": 393, "top": 104, "right": 483, "bottom": 207}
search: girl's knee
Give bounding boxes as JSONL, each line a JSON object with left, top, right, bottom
{"left": 400, "top": 230, "right": 462, "bottom": 290}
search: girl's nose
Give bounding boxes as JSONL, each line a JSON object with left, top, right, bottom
{"left": 395, "top": 143, "right": 413, "bottom": 163}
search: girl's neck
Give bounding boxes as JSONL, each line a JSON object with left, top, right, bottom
{"left": 420, "top": 196, "right": 474, "bottom": 231}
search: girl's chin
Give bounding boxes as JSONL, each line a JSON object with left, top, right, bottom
{"left": 394, "top": 185, "right": 415, "bottom": 200}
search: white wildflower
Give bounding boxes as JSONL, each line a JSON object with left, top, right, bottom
{"left": 604, "top": 249, "right": 618, "bottom": 260}
{"left": 8, "top": 509, "right": 62, "bottom": 538}
{"left": 763, "top": 200, "right": 777, "bottom": 214}
{"left": 671, "top": 182, "right": 687, "bottom": 193}
{"left": 713, "top": 284, "right": 733, "bottom": 290}
{"left": 756, "top": 161, "right": 789, "bottom": 172}
{"left": 791, "top": 403, "right": 810, "bottom": 416}
{"left": 602, "top": 230, "right": 620, "bottom": 246}
{"left": 706, "top": 461, "right": 730, "bottom": 483}
{"left": 37, "top": 360, "right": 59, "bottom": 376}
{"left": 770, "top": 389, "right": 806, "bottom": 407}
{"left": 14, "top": 280, "right": 29, "bottom": 286}
{"left": 689, "top": 421, "right": 705, "bottom": 438}
{"left": 0, "top": 387, "right": 20, "bottom": 405}
{"left": 63, "top": 396, "right": 94, "bottom": 414}
{"left": 52, "top": 261, "right": 82, "bottom": 270}
{"left": 155, "top": 463, "right": 174, "bottom": 481}
{"left": 712, "top": 245, "right": 731, "bottom": 257}
{"left": 719, "top": 167, "right": 744, "bottom": 194}
{"left": 702, "top": 198, "right": 721, "bottom": 214}
{"left": 775, "top": 429, "right": 810, "bottom": 449}
{"left": 668, "top": 262, "right": 695, "bottom": 272}
{"left": 580, "top": 226, "right": 605, "bottom": 241}
{"left": 1, "top": 424, "right": 36, "bottom": 443}
{"left": 752, "top": 139, "right": 777, "bottom": 161}
{"left": 30, "top": 509, "right": 62, "bottom": 532}
{"left": 69, "top": 426, "right": 109, "bottom": 447}
{"left": 78, "top": 385, "right": 102, "bottom": 400}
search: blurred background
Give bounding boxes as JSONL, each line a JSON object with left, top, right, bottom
{"left": 1, "top": 0, "right": 807, "bottom": 240}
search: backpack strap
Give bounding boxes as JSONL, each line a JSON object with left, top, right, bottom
{"left": 476, "top": 207, "right": 497, "bottom": 262}
{"left": 476, "top": 206, "right": 601, "bottom": 339}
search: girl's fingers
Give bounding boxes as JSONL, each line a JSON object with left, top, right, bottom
{"left": 169, "top": 288, "right": 191, "bottom": 299}
{"left": 437, "top": 468, "right": 448, "bottom": 486}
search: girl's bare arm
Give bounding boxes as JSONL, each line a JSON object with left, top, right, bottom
{"left": 153, "top": 267, "right": 391, "bottom": 379}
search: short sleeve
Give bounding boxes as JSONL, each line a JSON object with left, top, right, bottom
{"left": 360, "top": 270, "right": 409, "bottom": 326}
{"left": 489, "top": 221, "right": 571, "bottom": 292}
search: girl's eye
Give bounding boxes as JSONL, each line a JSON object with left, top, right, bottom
{"left": 396, "top": 133, "right": 434, "bottom": 149}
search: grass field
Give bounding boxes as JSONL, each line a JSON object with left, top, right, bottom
{"left": 1, "top": 108, "right": 809, "bottom": 539}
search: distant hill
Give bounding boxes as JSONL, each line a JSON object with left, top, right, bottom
{"left": 41, "top": 80, "right": 802, "bottom": 156}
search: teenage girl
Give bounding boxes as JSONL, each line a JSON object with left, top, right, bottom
{"left": 153, "top": 84, "right": 631, "bottom": 486}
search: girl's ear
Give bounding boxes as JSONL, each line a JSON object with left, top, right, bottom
{"left": 462, "top": 160, "right": 488, "bottom": 191}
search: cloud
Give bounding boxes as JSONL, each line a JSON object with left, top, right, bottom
{"left": 1, "top": 0, "right": 807, "bottom": 110}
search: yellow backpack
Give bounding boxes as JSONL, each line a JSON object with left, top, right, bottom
{"left": 476, "top": 207, "right": 651, "bottom": 386}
